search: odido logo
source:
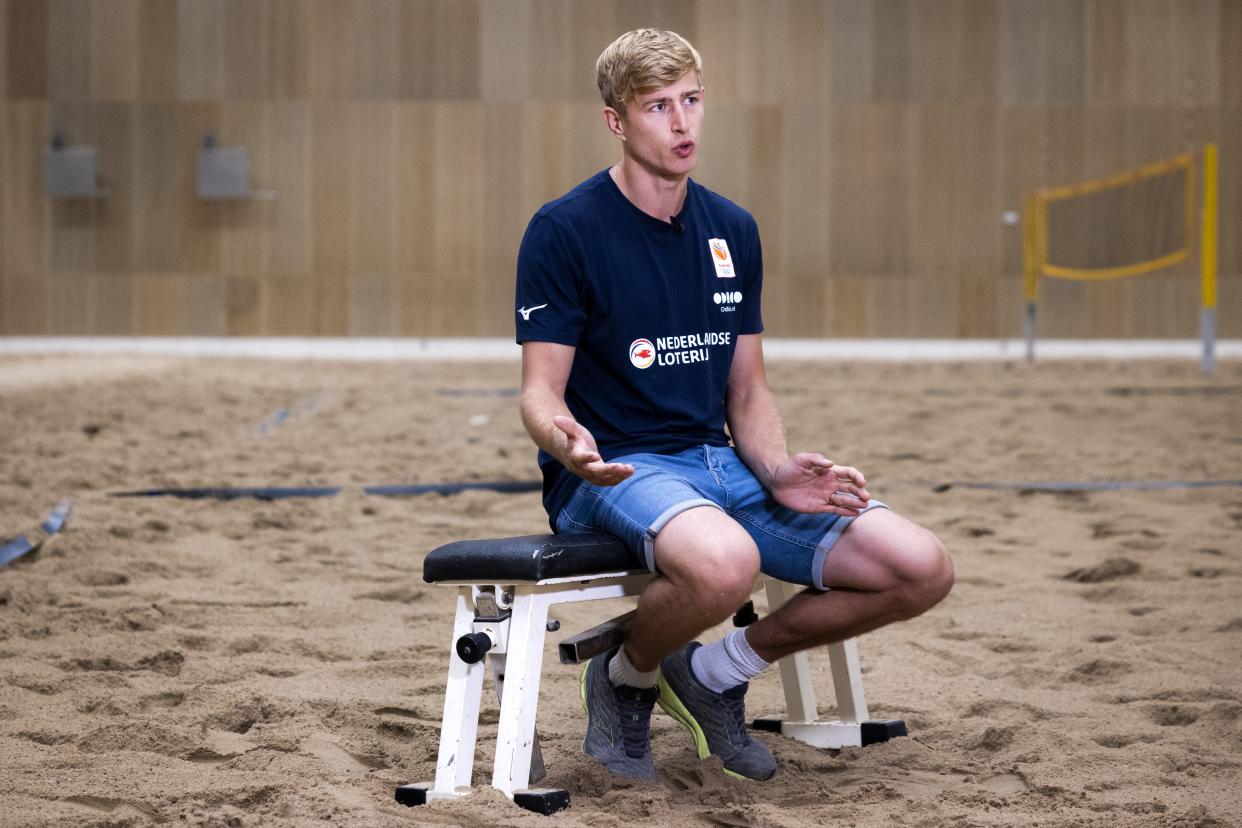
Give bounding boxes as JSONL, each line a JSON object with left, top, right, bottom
{"left": 629, "top": 338, "right": 655, "bottom": 369}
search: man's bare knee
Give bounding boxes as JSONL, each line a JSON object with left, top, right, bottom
{"left": 654, "top": 507, "right": 760, "bottom": 618}
{"left": 891, "top": 531, "right": 954, "bottom": 617}
{"left": 825, "top": 511, "right": 953, "bottom": 616}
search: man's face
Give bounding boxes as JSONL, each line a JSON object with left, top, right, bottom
{"left": 612, "top": 71, "right": 704, "bottom": 179}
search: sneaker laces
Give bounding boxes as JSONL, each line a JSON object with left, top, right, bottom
{"left": 719, "top": 683, "right": 752, "bottom": 747}
{"left": 615, "top": 685, "right": 658, "bottom": 759}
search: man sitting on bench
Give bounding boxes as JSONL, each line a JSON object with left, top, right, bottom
{"left": 515, "top": 28, "right": 954, "bottom": 783}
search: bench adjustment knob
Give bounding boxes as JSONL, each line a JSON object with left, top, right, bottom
{"left": 456, "top": 632, "right": 493, "bottom": 664}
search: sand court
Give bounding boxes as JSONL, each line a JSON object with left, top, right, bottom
{"left": 1, "top": 354, "right": 1239, "bottom": 826}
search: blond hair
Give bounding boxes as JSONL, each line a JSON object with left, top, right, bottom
{"left": 596, "top": 29, "right": 703, "bottom": 112}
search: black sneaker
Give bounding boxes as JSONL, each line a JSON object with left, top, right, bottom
{"left": 579, "top": 648, "right": 659, "bottom": 780}
{"left": 657, "top": 642, "right": 777, "bottom": 780}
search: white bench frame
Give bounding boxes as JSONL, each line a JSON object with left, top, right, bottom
{"left": 397, "top": 567, "right": 900, "bottom": 812}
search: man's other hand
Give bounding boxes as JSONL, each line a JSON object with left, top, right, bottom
{"left": 553, "top": 415, "right": 635, "bottom": 486}
{"left": 769, "top": 452, "right": 870, "bottom": 516}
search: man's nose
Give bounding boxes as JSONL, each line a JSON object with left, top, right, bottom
{"left": 670, "top": 104, "right": 687, "bottom": 133}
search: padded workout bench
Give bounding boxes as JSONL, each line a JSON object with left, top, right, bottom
{"left": 395, "top": 532, "right": 906, "bottom": 815}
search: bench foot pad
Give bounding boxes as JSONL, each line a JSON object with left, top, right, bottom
{"left": 514, "top": 788, "right": 571, "bottom": 815}
{"left": 752, "top": 718, "right": 907, "bottom": 749}
{"left": 395, "top": 784, "right": 569, "bottom": 815}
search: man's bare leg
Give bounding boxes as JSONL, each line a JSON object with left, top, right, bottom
{"left": 746, "top": 509, "right": 953, "bottom": 663}
{"left": 621, "top": 506, "right": 761, "bottom": 673}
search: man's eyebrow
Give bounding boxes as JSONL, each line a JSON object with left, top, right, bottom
{"left": 639, "top": 88, "right": 703, "bottom": 105}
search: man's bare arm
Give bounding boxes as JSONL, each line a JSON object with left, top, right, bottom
{"left": 521, "top": 341, "right": 634, "bottom": 486}
{"left": 725, "top": 334, "right": 868, "bottom": 516}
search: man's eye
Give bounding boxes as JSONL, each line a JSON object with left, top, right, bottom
{"left": 650, "top": 103, "right": 665, "bottom": 112}
{"left": 685, "top": 96, "right": 699, "bottom": 105}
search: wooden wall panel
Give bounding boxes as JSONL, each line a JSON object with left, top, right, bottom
{"left": 611, "top": 0, "right": 696, "bottom": 44}
{"left": 528, "top": 0, "right": 576, "bottom": 101}
{"left": 826, "top": 0, "right": 872, "bottom": 102}
{"left": 6, "top": 0, "right": 45, "bottom": 99}
{"left": 344, "top": 103, "right": 397, "bottom": 277}
{"left": 48, "top": 102, "right": 95, "bottom": 272}
{"left": 91, "top": 0, "right": 140, "bottom": 101}
{"left": 349, "top": 273, "right": 394, "bottom": 335}
{"left": 822, "top": 275, "right": 869, "bottom": 337}
{"left": 690, "top": 0, "right": 740, "bottom": 105}
{"left": 913, "top": 106, "right": 999, "bottom": 336}
{"left": 1219, "top": 107, "right": 1240, "bottom": 284}
{"left": 226, "top": 276, "right": 260, "bottom": 334}
{"left": 266, "top": 101, "right": 312, "bottom": 276}
{"left": 569, "top": 2, "right": 621, "bottom": 102}
{"left": 264, "top": 275, "right": 315, "bottom": 334}
{"left": 911, "top": 0, "right": 1002, "bottom": 105}
{"left": 223, "top": 0, "right": 272, "bottom": 100}
{"left": 1087, "top": 0, "right": 1128, "bottom": 103}
{"left": 777, "top": 106, "right": 829, "bottom": 336}
{"left": 393, "top": 102, "right": 436, "bottom": 334}
{"left": 183, "top": 274, "right": 228, "bottom": 335}
{"left": 744, "top": 105, "right": 784, "bottom": 325}
{"left": 92, "top": 103, "right": 136, "bottom": 273}
{"left": 1044, "top": 0, "right": 1087, "bottom": 104}
{"left": 828, "top": 105, "right": 912, "bottom": 276}
{"left": 310, "top": 101, "right": 351, "bottom": 278}
{"left": 732, "top": 1, "right": 786, "bottom": 105}
{"left": 999, "top": 0, "right": 1044, "bottom": 105}
{"left": 0, "top": 0, "right": 7, "bottom": 98}
{"left": 176, "top": 103, "right": 223, "bottom": 273}
{"left": 176, "top": 0, "right": 226, "bottom": 101}
{"left": 269, "top": 0, "right": 309, "bottom": 99}
{"left": 48, "top": 0, "right": 90, "bottom": 100}
{"left": 89, "top": 272, "right": 135, "bottom": 333}
{"left": 1222, "top": 1, "right": 1242, "bottom": 105}
{"left": 308, "top": 0, "right": 399, "bottom": 100}
{"left": 134, "top": 272, "right": 185, "bottom": 334}
{"left": 429, "top": 103, "right": 484, "bottom": 334}
{"left": 138, "top": 0, "right": 178, "bottom": 101}
{"left": 2, "top": 271, "right": 48, "bottom": 333}
{"left": 398, "top": 0, "right": 480, "bottom": 100}
{"left": 1, "top": 102, "right": 48, "bottom": 273}
{"left": 0, "top": 98, "right": 5, "bottom": 281}
{"left": 957, "top": 0, "right": 1000, "bottom": 103}
{"left": 1084, "top": 277, "right": 1127, "bottom": 338}
{"left": 217, "top": 104, "right": 275, "bottom": 276}
{"left": 870, "top": 0, "right": 911, "bottom": 103}
{"left": 46, "top": 271, "right": 90, "bottom": 333}
{"left": 1172, "top": 0, "right": 1220, "bottom": 105}
{"left": 46, "top": 271, "right": 137, "bottom": 335}
{"left": 1127, "top": 0, "right": 1175, "bottom": 105}
{"left": 479, "top": 0, "right": 530, "bottom": 101}
{"left": 481, "top": 102, "right": 524, "bottom": 336}
{"left": 2, "top": 0, "right": 1239, "bottom": 339}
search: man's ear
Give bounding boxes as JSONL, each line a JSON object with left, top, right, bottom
{"left": 603, "top": 106, "right": 626, "bottom": 142}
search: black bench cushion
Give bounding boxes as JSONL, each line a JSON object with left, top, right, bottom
{"left": 423, "top": 533, "right": 641, "bottom": 583}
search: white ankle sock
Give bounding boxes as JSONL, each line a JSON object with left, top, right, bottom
{"left": 608, "top": 646, "right": 659, "bottom": 689}
{"left": 690, "top": 629, "right": 770, "bottom": 693}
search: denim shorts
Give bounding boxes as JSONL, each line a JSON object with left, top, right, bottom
{"left": 555, "top": 444, "right": 887, "bottom": 590}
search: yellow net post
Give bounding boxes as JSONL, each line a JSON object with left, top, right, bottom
{"left": 1201, "top": 143, "right": 1218, "bottom": 376}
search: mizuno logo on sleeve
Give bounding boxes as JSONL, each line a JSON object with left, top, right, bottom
{"left": 517, "top": 304, "right": 548, "bottom": 320}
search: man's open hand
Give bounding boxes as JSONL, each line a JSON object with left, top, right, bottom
{"left": 768, "top": 452, "right": 870, "bottom": 516}
{"left": 553, "top": 416, "right": 634, "bottom": 486}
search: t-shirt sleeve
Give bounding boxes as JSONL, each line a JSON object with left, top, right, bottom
{"left": 515, "top": 215, "right": 587, "bottom": 346}
{"left": 740, "top": 216, "right": 764, "bottom": 335}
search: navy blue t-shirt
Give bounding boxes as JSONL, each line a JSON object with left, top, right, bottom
{"left": 515, "top": 169, "right": 764, "bottom": 524}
